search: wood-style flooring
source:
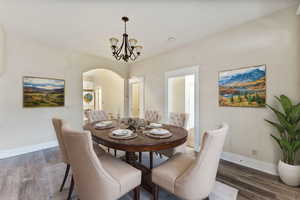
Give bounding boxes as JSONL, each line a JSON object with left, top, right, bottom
{"left": 0, "top": 147, "right": 299, "bottom": 200}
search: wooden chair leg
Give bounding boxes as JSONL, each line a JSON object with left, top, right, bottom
{"left": 59, "top": 164, "right": 70, "bottom": 192}
{"left": 114, "top": 149, "right": 117, "bottom": 157}
{"left": 67, "top": 176, "right": 75, "bottom": 200}
{"left": 107, "top": 147, "right": 110, "bottom": 152}
{"left": 133, "top": 186, "right": 140, "bottom": 200}
{"left": 139, "top": 152, "right": 142, "bottom": 163}
{"left": 203, "top": 197, "right": 210, "bottom": 200}
{"left": 149, "top": 151, "right": 153, "bottom": 169}
{"left": 152, "top": 184, "right": 159, "bottom": 200}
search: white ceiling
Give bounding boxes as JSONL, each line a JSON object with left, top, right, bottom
{"left": 0, "top": 0, "right": 299, "bottom": 61}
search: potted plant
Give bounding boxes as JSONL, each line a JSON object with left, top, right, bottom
{"left": 265, "top": 95, "right": 300, "bottom": 186}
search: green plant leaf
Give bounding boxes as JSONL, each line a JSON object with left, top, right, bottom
{"left": 289, "top": 103, "right": 300, "bottom": 123}
{"left": 280, "top": 139, "right": 293, "bottom": 152}
{"left": 271, "top": 134, "right": 283, "bottom": 149}
{"left": 265, "top": 119, "right": 285, "bottom": 133}
{"left": 292, "top": 140, "right": 300, "bottom": 152}
{"left": 277, "top": 95, "right": 293, "bottom": 115}
{"left": 266, "top": 104, "right": 293, "bottom": 131}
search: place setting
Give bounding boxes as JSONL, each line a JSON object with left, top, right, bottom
{"left": 144, "top": 122, "right": 173, "bottom": 139}
{"left": 108, "top": 128, "right": 138, "bottom": 140}
{"left": 94, "top": 120, "right": 115, "bottom": 130}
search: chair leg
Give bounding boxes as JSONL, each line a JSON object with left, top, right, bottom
{"left": 59, "top": 164, "right": 70, "bottom": 192}
{"left": 152, "top": 184, "right": 159, "bottom": 200}
{"left": 114, "top": 149, "right": 117, "bottom": 157}
{"left": 149, "top": 151, "right": 153, "bottom": 169}
{"left": 108, "top": 147, "right": 110, "bottom": 152}
{"left": 67, "top": 176, "right": 75, "bottom": 200}
{"left": 203, "top": 197, "right": 210, "bottom": 200}
{"left": 139, "top": 152, "right": 142, "bottom": 163}
{"left": 133, "top": 186, "right": 140, "bottom": 200}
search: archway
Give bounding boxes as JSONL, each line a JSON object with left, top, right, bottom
{"left": 82, "top": 68, "right": 125, "bottom": 121}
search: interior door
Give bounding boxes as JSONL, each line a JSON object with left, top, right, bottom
{"left": 131, "top": 83, "right": 140, "bottom": 117}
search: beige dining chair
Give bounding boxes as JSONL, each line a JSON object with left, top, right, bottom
{"left": 152, "top": 123, "right": 228, "bottom": 200}
{"left": 85, "top": 110, "right": 109, "bottom": 123}
{"left": 52, "top": 118, "right": 74, "bottom": 199}
{"left": 142, "top": 110, "right": 162, "bottom": 168}
{"left": 159, "top": 112, "right": 189, "bottom": 158}
{"left": 85, "top": 110, "right": 118, "bottom": 156}
{"left": 62, "top": 125, "right": 142, "bottom": 200}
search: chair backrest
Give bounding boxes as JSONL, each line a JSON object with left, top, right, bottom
{"left": 85, "top": 110, "right": 109, "bottom": 123}
{"left": 52, "top": 118, "right": 69, "bottom": 164}
{"left": 145, "top": 110, "right": 161, "bottom": 123}
{"left": 168, "top": 112, "right": 189, "bottom": 128}
{"left": 175, "top": 123, "right": 229, "bottom": 199}
{"left": 61, "top": 125, "right": 120, "bottom": 200}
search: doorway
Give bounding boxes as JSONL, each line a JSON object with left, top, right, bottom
{"left": 129, "top": 77, "right": 144, "bottom": 118}
{"left": 82, "top": 68, "right": 125, "bottom": 121}
{"left": 165, "top": 66, "right": 200, "bottom": 151}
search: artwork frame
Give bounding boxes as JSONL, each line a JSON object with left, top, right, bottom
{"left": 83, "top": 89, "right": 96, "bottom": 110}
{"left": 23, "top": 76, "right": 65, "bottom": 108}
{"left": 218, "top": 64, "right": 266, "bottom": 107}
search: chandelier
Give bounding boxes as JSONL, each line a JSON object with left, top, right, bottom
{"left": 109, "top": 16, "right": 143, "bottom": 62}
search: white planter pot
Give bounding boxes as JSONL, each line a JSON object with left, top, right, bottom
{"left": 278, "top": 160, "right": 300, "bottom": 186}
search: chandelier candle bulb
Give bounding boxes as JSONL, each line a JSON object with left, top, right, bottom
{"left": 109, "top": 37, "right": 119, "bottom": 47}
{"left": 129, "top": 38, "right": 138, "bottom": 47}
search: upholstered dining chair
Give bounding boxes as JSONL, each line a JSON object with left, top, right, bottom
{"left": 85, "top": 110, "right": 118, "bottom": 156}
{"left": 159, "top": 112, "right": 189, "bottom": 158}
{"left": 61, "top": 125, "right": 142, "bottom": 200}
{"left": 52, "top": 118, "right": 74, "bottom": 199}
{"left": 85, "top": 110, "right": 109, "bottom": 123}
{"left": 142, "top": 110, "right": 162, "bottom": 167}
{"left": 144, "top": 110, "right": 162, "bottom": 123}
{"left": 152, "top": 123, "right": 229, "bottom": 200}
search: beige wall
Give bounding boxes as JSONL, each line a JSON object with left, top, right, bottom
{"left": 0, "top": 32, "right": 127, "bottom": 152}
{"left": 129, "top": 6, "right": 300, "bottom": 164}
{"left": 83, "top": 69, "right": 125, "bottom": 116}
{"left": 169, "top": 76, "right": 185, "bottom": 113}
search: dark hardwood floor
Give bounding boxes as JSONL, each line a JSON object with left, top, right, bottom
{"left": 0, "top": 147, "right": 299, "bottom": 200}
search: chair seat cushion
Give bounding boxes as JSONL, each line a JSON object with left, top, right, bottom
{"left": 99, "top": 153, "right": 141, "bottom": 196}
{"left": 159, "top": 143, "right": 186, "bottom": 158}
{"left": 152, "top": 153, "right": 195, "bottom": 193}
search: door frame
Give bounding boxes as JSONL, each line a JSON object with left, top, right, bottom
{"left": 128, "top": 76, "right": 145, "bottom": 118}
{"left": 164, "top": 66, "right": 200, "bottom": 152}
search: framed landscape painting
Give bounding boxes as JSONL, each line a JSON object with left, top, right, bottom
{"left": 218, "top": 65, "right": 266, "bottom": 107}
{"left": 23, "top": 76, "right": 65, "bottom": 108}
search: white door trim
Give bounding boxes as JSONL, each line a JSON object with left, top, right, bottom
{"left": 128, "top": 76, "right": 145, "bottom": 118}
{"left": 164, "top": 66, "right": 200, "bottom": 151}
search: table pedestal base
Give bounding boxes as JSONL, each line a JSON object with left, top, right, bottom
{"left": 125, "top": 152, "right": 156, "bottom": 195}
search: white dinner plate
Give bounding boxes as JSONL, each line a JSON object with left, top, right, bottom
{"left": 149, "top": 123, "right": 162, "bottom": 128}
{"left": 149, "top": 128, "right": 170, "bottom": 135}
{"left": 95, "top": 121, "right": 113, "bottom": 127}
{"left": 112, "top": 129, "right": 133, "bottom": 136}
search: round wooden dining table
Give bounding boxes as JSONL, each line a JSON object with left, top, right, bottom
{"left": 84, "top": 120, "right": 188, "bottom": 193}
{"left": 86, "top": 121, "right": 188, "bottom": 164}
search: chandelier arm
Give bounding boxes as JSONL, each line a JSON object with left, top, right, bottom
{"left": 115, "top": 37, "right": 125, "bottom": 56}
{"left": 130, "top": 54, "right": 137, "bottom": 61}
{"left": 127, "top": 45, "right": 134, "bottom": 57}
{"left": 129, "top": 49, "right": 137, "bottom": 61}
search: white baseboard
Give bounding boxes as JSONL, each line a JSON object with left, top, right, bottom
{"left": 221, "top": 152, "right": 278, "bottom": 176}
{"left": 0, "top": 140, "right": 58, "bottom": 159}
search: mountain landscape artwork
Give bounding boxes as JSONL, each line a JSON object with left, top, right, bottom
{"left": 219, "top": 65, "right": 266, "bottom": 107}
{"left": 23, "top": 77, "right": 65, "bottom": 107}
